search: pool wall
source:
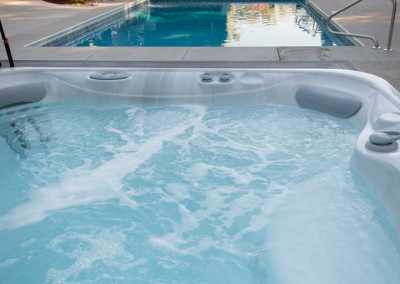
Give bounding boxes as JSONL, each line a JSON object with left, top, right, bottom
{"left": 26, "top": 0, "right": 147, "bottom": 47}
{"left": 0, "top": 67, "right": 399, "bottom": 235}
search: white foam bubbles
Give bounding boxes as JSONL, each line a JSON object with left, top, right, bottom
{"left": 20, "top": 238, "right": 37, "bottom": 248}
{"left": 45, "top": 229, "right": 136, "bottom": 283}
{"left": 165, "top": 183, "right": 190, "bottom": 201}
{"left": 0, "top": 258, "right": 18, "bottom": 268}
{"left": 148, "top": 233, "right": 189, "bottom": 255}
{"left": 0, "top": 104, "right": 207, "bottom": 231}
{"left": 187, "top": 163, "right": 209, "bottom": 180}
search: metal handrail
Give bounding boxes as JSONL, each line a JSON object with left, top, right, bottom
{"left": 326, "top": 0, "right": 380, "bottom": 49}
{"left": 0, "top": 20, "right": 15, "bottom": 67}
{"left": 327, "top": 0, "right": 398, "bottom": 51}
{"left": 385, "top": 0, "right": 397, "bottom": 51}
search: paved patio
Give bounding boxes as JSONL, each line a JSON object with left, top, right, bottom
{"left": 0, "top": 0, "right": 399, "bottom": 90}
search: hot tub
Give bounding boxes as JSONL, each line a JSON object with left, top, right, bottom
{"left": 0, "top": 68, "right": 399, "bottom": 283}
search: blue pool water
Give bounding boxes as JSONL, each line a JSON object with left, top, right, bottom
{"left": 0, "top": 102, "right": 399, "bottom": 283}
{"left": 70, "top": 1, "right": 345, "bottom": 47}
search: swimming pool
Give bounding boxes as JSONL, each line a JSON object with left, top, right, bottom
{"left": 0, "top": 68, "right": 400, "bottom": 282}
{"left": 30, "top": 0, "right": 350, "bottom": 47}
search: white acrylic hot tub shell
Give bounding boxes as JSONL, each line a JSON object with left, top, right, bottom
{"left": 0, "top": 67, "right": 399, "bottom": 235}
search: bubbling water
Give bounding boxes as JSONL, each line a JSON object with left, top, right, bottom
{"left": 0, "top": 102, "right": 399, "bottom": 283}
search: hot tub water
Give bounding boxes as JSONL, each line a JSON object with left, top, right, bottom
{"left": 0, "top": 102, "right": 399, "bottom": 283}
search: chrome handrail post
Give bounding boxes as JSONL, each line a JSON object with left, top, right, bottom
{"left": 385, "top": 0, "right": 397, "bottom": 51}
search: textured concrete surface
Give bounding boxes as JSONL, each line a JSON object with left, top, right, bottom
{"left": 0, "top": 0, "right": 399, "bottom": 90}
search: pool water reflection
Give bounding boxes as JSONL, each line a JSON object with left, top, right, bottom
{"left": 73, "top": 1, "right": 344, "bottom": 47}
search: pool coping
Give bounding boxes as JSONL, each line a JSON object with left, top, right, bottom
{"left": 0, "top": 59, "right": 357, "bottom": 70}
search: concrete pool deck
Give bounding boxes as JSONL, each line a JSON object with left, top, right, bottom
{"left": 0, "top": 0, "right": 399, "bottom": 90}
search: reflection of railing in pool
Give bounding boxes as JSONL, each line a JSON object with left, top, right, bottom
{"left": 326, "top": 0, "right": 397, "bottom": 51}
{"left": 296, "top": 15, "right": 319, "bottom": 37}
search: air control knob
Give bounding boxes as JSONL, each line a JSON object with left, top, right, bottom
{"left": 219, "top": 73, "right": 231, "bottom": 83}
{"left": 201, "top": 73, "right": 213, "bottom": 82}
